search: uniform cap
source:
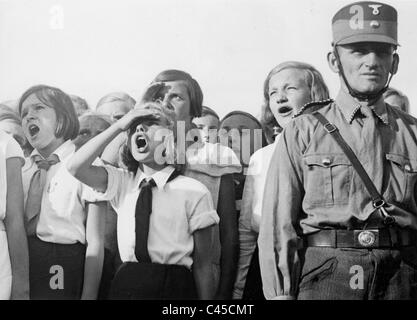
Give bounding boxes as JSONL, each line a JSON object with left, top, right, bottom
{"left": 332, "top": 1, "right": 398, "bottom": 45}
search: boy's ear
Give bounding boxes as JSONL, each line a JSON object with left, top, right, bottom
{"left": 327, "top": 50, "right": 340, "bottom": 74}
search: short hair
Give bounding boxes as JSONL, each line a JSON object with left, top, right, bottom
{"left": 261, "top": 61, "right": 330, "bottom": 142}
{"left": 201, "top": 106, "right": 220, "bottom": 120}
{"left": 151, "top": 70, "right": 203, "bottom": 119}
{"left": 18, "top": 85, "right": 80, "bottom": 140}
{"left": 0, "top": 104, "right": 21, "bottom": 124}
{"left": 221, "top": 110, "right": 262, "bottom": 126}
{"left": 70, "top": 94, "right": 90, "bottom": 116}
{"left": 220, "top": 110, "right": 268, "bottom": 148}
{"left": 383, "top": 87, "right": 410, "bottom": 113}
{"left": 96, "top": 92, "right": 136, "bottom": 110}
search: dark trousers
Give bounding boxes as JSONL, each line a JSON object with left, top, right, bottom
{"left": 109, "top": 262, "right": 197, "bottom": 300}
{"left": 297, "top": 246, "right": 417, "bottom": 300}
{"left": 243, "top": 246, "right": 265, "bottom": 300}
{"left": 28, "top": 236, "right": 86, "bottom": 300}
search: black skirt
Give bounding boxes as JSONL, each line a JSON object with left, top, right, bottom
{"left": 28, "top": 236, "right": 86, "bottom": 300}
{"left": 109, "top": 261, "right": 198, "bottom": 300}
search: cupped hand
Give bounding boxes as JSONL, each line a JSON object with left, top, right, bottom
{"left": 140, "top": 82, "right": 170, "bottom": 104}
{"left": 116, "top": 108, "right": 157, "bottom": 131}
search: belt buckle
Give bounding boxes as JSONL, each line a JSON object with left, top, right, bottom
{"left": 355, "top": 230, "right": 379, "bottom": 248}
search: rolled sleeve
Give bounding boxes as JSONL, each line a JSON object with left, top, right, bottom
{"left": 83, "top": 165, "right": 123, "bottom": 204}
{"left": 5, "top": 136, "right": 24, "bottom": 160}
{"left": 189, "top": 192, "right": 219, "bottom": 233}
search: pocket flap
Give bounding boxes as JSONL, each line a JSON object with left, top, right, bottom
{"left": 304, "top": 154, "right": 351, "bottom": 167}
{"left": 386, "top": 153, "right": 417, "bottom": 172}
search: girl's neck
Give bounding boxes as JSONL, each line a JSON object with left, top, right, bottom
{"left": 38, "top": 137, "right": 66, "bottom": 159}
{"left": 139, "top": 162, "right": 168, "bottom": 176}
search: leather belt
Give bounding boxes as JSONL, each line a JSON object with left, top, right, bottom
{"left": 303, "top": 228, "right": 417, "bottom": 249}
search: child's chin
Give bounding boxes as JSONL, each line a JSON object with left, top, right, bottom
{"left": 132, "top": 151, "right": 152, "bottom": 163}
{"left": 29, "top": 137, "right": 47, "bottom": 149}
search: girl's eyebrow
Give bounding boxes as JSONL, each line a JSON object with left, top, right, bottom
{"left": 26, "top": 102, "right": 48, "bottom": 108}
{"left": 167, "top": 90, "right": 183, "bottom": 96}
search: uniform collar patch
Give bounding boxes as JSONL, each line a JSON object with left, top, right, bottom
{"left": 335, "top": 90, "right": 389, "bottom": 125}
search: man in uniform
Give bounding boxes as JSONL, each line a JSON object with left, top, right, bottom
{"left": 258, "top": 1, "right": 417, "bottom": 300}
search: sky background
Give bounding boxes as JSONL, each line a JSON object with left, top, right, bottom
{"left": 1, "top": 0, "right": 416, "bottom": 118}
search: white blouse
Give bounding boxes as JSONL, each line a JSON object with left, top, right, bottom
{"left": 233, "top": 136, "right": 279, "bottom": 299}
{"left": 94, "top": 165, "right": 219, "bottom": 269}
{"left": 22, "top": 140, "right": 97, "bottom": 244}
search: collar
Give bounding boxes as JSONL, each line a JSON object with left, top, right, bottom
{"left": 30, "top": 140, "right": 75, "bottom": 163}
{"left": 335, "top": 90, "right": 389, "bottom": 125}
{"left": 135, "top": 165, "right": 176, "bottom": 191}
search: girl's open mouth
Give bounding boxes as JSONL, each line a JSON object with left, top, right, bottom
{"left": 278, "top": 106, "right": 293, "bottom": 117}
{"left": 28, "top": 124, "right": 40, "bottom": 137}
{"left": 135, "top": 136, "right": 148, "bottom": 153}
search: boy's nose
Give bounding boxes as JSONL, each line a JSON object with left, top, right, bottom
{"left": 25, "top": 111, "right": 36, "bottom": 120}
{"left": 136, "top": 124, "right": 146, "bottom": 132}
{"left": 276, "top": 93, "right": 288, "bottom": 104}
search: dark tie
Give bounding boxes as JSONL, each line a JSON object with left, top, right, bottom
{"left": 360, "top": 105, "right": 373, "bottom": 119}
{"left": 358, "top": 105, "right": 384, "bottom": 219}
{"left": 134, "top": 178, "right": 157, "bottom": 263}
{"left": 134, "top": 170, "right": 179, "bottom": 263}
{"left": 25, "top": 154, "right": 60, "bottom": 236}
{"left": 359, "top": 105, "right": 377, "bottom": 143}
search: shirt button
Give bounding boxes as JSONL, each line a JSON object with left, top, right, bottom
{"left": 322, "top": 158, "right": 332, "bottom": 166}
{"left": 404, "top": 164, "right": 411, "bottom": 172}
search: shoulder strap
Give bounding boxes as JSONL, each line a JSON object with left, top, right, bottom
{"left": 311, "top": 112, "right": 395, "bottom": 224}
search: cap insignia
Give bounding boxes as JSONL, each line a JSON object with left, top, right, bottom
{"left": 369, "top": 4, "right": 382, "bottom": 15}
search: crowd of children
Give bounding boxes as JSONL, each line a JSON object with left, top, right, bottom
{"left": 0, "top": 64, "right": 410, "bottom": 300}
